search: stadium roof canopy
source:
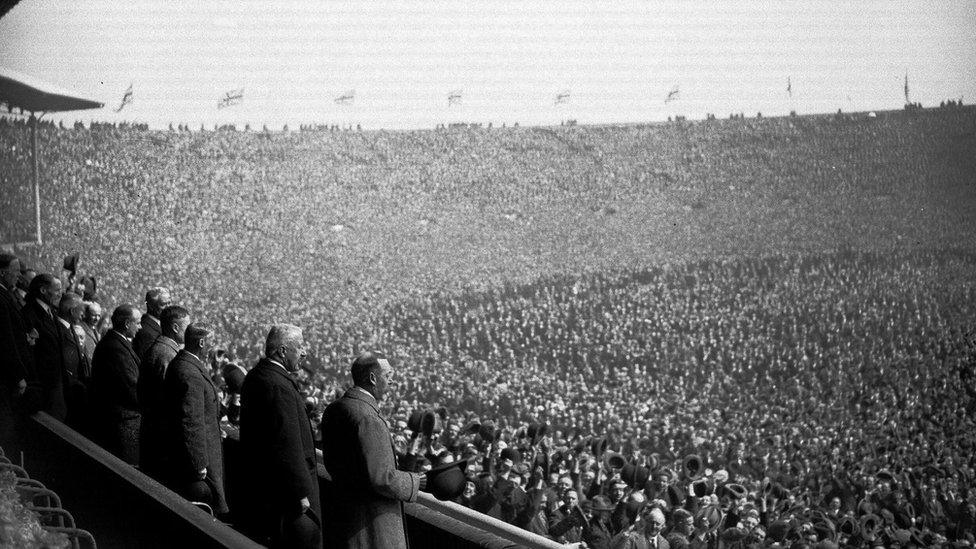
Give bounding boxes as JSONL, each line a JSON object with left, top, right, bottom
{"left": 0, "top": 66, "right": 103, "bottom": 112}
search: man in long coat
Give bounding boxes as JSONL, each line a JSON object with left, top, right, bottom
{"left": 161, "top": 323, "right": 227, "bottom": 515}
{"left": 91, "top": 304, "right": 143, "bottom": 465}
{"left": 320, "top": 352, "right": 425, "bottom": 549}
{"left": 0, "top": 253, "right": 31, "bottom": 444}
{"left": 139, "top": 305, "right": 190, "bottom": 478}
{"left": 239, "top": 324, "right": 321, "bottom": 549}
{"left": 21, "top": 273, "right": 67, "bottom": 421}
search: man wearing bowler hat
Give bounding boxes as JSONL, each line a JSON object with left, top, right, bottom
{"left": 160, "top": 323, "right": 227, "bottom": 516}
{"left": 320, "top": 352, "right": 426, "bottom": 549}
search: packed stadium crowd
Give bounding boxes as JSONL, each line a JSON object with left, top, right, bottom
{"left": 2, "top": 106, "right": 975, "bottom": 547}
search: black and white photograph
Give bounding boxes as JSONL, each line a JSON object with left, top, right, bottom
{"left": 1, "top": 1, "right": 975, "bottom": 548}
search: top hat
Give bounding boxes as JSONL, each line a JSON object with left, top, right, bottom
{"left": 407, "top": 410, "right": 424, "bottom": 434}
{"left": 527, "top": 422, "right": 548, "bottom": 446}
{"left": 425, "top": 458, "right": 470, "bottom": 501}
{"left": 63, "top": 253, "right": 80, "bottom": 274}
{"left": 590, "top": 437, "right": 609, "bottom": 457}
{"left": 421, "top": 409, "right": 438, "bottom": 439}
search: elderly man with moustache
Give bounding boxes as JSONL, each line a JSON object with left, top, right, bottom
{"left": 320, "top": 352, "right": 426, "bottom": 549}
{"left": 239, "top": 324, "right": 321, "bottom": 549}
{"left": 91, "top": 304, "right": 143, "bottom": 465}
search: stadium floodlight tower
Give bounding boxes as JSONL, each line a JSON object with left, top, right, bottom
{"left": 0, "top": 67, "right": 103, "bottom": 248}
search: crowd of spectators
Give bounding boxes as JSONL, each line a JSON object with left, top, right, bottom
{"left": 1, "top": 106, "right": 975, "bottom": 547}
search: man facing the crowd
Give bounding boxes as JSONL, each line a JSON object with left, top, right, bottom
{"left": 139, "top": 305, "right": 190, "bottom": 478}
{"left": 320, "top": 352, "right": 425, "bottom": 549}
{"left": 133, "top": 287, "right": 170, "bottom": 358}
{"left": 161, "top": 323, "right": 227, "bottom": 516}
{"left": 21, "top": 273, "right": 67, "bottom": 421}
{"left": 239, "top": 324, "right": 321, "bottom": 549}
{"left": 80, "top": 301, "right": 102, "bottom": 362}
{"left": 92, "top": 304, "right": 143, "bottom": 465}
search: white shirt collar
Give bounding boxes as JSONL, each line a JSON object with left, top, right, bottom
{"left": 268, "top": 358, "right": 288, "bottom": 372}
{"left": 57, "top": 317, "right": 71, "bottom": 329}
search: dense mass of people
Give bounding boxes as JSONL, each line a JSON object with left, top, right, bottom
{"left": 1, "top": 107, "right": 975, "bottom": 547}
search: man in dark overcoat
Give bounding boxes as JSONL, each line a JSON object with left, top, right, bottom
{"left": 139, "top": 305, "right": 190, "bottom": 478}
{"left": 20, "top": 273, "right": 67, "bottom": 421}
{"left": 320, "top": 352, "right": 425, "bottom": 549}
{"left": 0, "top": 253, "right": 31, "bottom": 444}
{"left": 161, "top": 323, "right": 227, "bottom": 515}
{"left": 239, "top": 323, "right": 321, "bottom": 549}
{"left": 91, "top": 304, "right": 143, "bottom": 465}
{"left": 132, "top": 287, "right": 170, "bottom": 359}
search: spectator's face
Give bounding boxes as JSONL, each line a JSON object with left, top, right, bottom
{"left": 565, "top": 490, "right": 579, "bottom": 508}
{"left": 41, "top": 278, "right": 63, "bottom": 307}
{"left": 830, "top": 497, "right": 841, "bottom": 511}
{"left": 559, "top": 476, "right": 573, "bottom": 493}
{"left": 645, "top": 509, "right": 665, "bottom": 537}
{"left": 281, "top": 333, "right": 308, "bottom": 373}
{"left": 123, "top": 310, "right": 142, "bottom": 338}
{"left": 85, "top": 303, "right": 102, "bottom": 326}
{"left": 0, "top": 258, "right": 20, "bottom": 288}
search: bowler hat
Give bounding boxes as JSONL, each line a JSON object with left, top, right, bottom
{"left": 692, "top": 478, "right": 714, "bottom": 497}
{"left": 766, "top": 520, "right": 793, "bottom": 542}
{"left": 621, "top": 462, "right": 650, "bottom": 489}
{"left": 478, "top": 421, "right": 498, "bottom": 443}
{"left": 725, "top": 483, "right": 748, "bottom": 500}
{"left": 603, "top": 451, "right": 626, "bottom": 471}
{"left": 683, "top": 454, "right": 704, "bottom": 480}
{"left": 462, "top": 417, "right": 481, "bottom": 434}
{"left": 859, "top": 513, "right": 882, "bottom": 541}
{"left": 838, "top": 515, "right": 859, "bottom": 536}
{"left": 425, "top": 458, "right": 470, "bottom": 501}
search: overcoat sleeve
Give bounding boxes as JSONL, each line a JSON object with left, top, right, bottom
{"left": 270, "top": 384, "right": 317, "bottom": 505}
{"left": 175, "top": 365, "right": 208, "bottom": 474}
{"left": 356, "top": 411, "right": 420, "bottom": 502}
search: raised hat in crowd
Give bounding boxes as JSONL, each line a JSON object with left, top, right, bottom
{"left": 766, "top": 520, "right": 793, "bottom": 542}
{"left": 692, "top": 478, "right": 714, "bottom": 497}
{"left": 590, "top": 437, "right": 609, "bottom": 457}
{"left": 421, "top": 409, "right": 438, "bottom": 439}
{"left": 603, "top": 451, "right": 626, "bottom": 471}
{"left": 500, "top": 447, "right": 521, "bottom": 466}
{"left": 695, "top": 504, "right": 723, "bottom": 533}
{"left": 683, "top": 454, "right": 704, "bottom": 480}
{"left": 666, "top": 484, "right": 685, "bottom": 508}
{"left": 859, "top": 513, "right": 882, "bottom": 542}
{"left": 590, "top": 495, "right": 615, "bottom": 512}
{"left": 620, "top": 462, "right": 650, "bottom": 489}
{"left": 425, "top": 458, "right": 469, "bottom": 501}
{"left": 407, "top": 410, "right": 424, "bottom": 433}
{"left": 526, "top": 422, "right": 548, "bottom": 446}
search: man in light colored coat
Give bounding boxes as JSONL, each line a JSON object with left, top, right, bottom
{"left": 320, "top": 352, "right": 426, "bottom": 549}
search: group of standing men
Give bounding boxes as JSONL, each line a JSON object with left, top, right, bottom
{"left": 1, "top": 252, "right": 432, "bottom": 549}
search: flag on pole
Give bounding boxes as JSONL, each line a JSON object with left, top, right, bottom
{"left": 904, "top": 73, "right": 910, "bottom": 103}
{"left": 664, "top": 86, "right": 680, "bottom": 104}
{"left": 335, "top": 90, "right": 355, "bottom": 105}
{"left": 787, "top": 77, "right": 792, "bottom": 98}
{"left": 217, "top": 88, "right": 244, "bottom": 109}
{"left": 114, "top": 84, "right": 133, "bottom": 113}
{"left": 448, "top": 89, "right": 462, "bottom": 106}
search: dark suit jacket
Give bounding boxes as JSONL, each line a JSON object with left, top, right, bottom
{"left": 92, "top": 329, "right": 141, "bottom": 418}
{"left": 162, "top": 349, "right": 228, "bottom": 514}
{"left": 239, "top": 358, "right": 321, "bottom": 535}
{"left": 320, "top": 387, "right": 421, "bottom": 549}
{"left": 21, "top": 298, "right": 67, "bottom": 420}
{"left": 132, "top": 315, "right": 161, "bottom": 361}
{"left": 139, "top": 335, "right": 180, "bottom": 474}
{"left": 0, "top": 285, "right": 31, "bottom": 390}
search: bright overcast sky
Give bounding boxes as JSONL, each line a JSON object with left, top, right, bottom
{"left": 1, "top": 0, "right": 974, "bottom": 129}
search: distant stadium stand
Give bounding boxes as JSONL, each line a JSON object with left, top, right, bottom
{"left": 0, "top": 66, "right": 103, "bottom": 247}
